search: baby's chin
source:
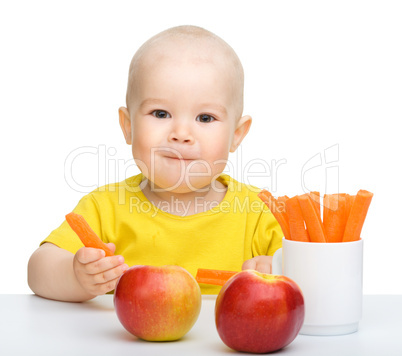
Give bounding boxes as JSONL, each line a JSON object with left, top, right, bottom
{"left": 146, "top": 176, "right": 217, "bottom": 195}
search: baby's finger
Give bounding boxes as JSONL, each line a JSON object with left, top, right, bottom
{"left": 242, "top": 258, "right": 257, "bottom": 271}
{"left": 105, "top": 243, "right": 116, "bottom": 254}
{"left": 92, "top": 275, "right": 122, "bottom": 296}
{"left": 255, "top": 259, "right": 272, "bottom": 274}
{"left": 84, "top": 255, "right": 125, "bottom": 275}
{"left": 92, "top": 263, "right": 128, "bottom": 285}
{"left": 75, "top": 247, "right": 106, "bottom": 264}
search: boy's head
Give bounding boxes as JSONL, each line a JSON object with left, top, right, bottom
{"left": 119, "top": 25, "right": 251, "bottom": 193}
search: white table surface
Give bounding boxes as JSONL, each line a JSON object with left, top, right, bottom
{"left": 0, "top": 294, "right": 401, "bottom": 355}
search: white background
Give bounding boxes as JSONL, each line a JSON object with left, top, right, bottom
{"left": 1, "top": 0, "right": 401, "bottom": 294}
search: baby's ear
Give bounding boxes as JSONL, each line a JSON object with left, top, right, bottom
{"left": 230, "top": 115, "right": 252, "bottom": 152}
{"left": 119, "top": 107, "right": 132, "bottom": 144}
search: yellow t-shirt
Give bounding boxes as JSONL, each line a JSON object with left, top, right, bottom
{"left": 41, "top": 174, "right": 283, "bottom": 294}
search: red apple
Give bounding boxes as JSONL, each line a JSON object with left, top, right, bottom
{"left": 114, "top": 265, "right": 201, "bottom": 341}
{"left": 215, "top": 270, "right": 304, "bottom": 353}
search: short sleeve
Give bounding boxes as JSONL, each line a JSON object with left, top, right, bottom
{"left": 41, "top": 193, "right": 102, "bottom": 254}
{"left": 251, "top": 206, "right": 284, "bottom": 257}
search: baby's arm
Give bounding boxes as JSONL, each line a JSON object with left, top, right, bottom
{"left": 242, "top": 256, "right": 273, "bottom": 274}
{"left": 28, "top": 243, "right": 128, "bottom": 302}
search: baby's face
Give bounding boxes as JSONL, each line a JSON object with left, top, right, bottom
{"left": 122, "top": 39, "right": 248, "bottom": 193}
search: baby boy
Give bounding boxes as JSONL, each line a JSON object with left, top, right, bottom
{"left": 28, "top": 25, "right": 283, "bottom": 302}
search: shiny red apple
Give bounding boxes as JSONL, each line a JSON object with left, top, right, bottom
{"left": 114, "top": 265, "right": 201, "bottom": 341}
{"left": 215, "top": 270, "right": 304, "bottom": 353}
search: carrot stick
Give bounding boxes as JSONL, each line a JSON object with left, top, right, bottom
{"left": 323, "top": 194, "right": 346, "bottom": 243}
{"left": 277, "top": 196, "right": 289, "bottom": 212}
{"left": 65, "top": 212, "right": 114, "bottom": 256}
{"left": 342, "top": 190, "right": 373, "bottom": 242}
{"left": 285, "top": 196, "right": 310, "bottom": 242}
{"left": 309, "top": 191, "right": 321, "bottom": 218}
{"left": 258, "top": 190, "right": 291, "bottom": 240}
{"left": 297, "top": 194, "right": 327, "bottom": 242}
{"left": 277, "top": 195, "right": 289, "bottom": 226}
{"left": 195, "top": 269, "right": 237, "bottom": 286}
{"left": 344, "top": 194, "right": 355, "bottom": 218}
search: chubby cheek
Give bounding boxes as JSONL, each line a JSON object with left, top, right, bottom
{"left": 131, "top": 133, "right": 153, "bottom": 177}
{"left": 185, "top": 127, "right": 233, "bottom": 182}
{"left": 130, "top": 118, "right": 163, "bottom": 173}
{"left": 200, "top": 134, "right": 231, "bottom": 171}
{"left": 202, "top": 151, "right": 229, "bottom": 178}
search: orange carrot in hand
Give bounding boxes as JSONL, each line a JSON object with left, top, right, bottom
{"left": 342, "top": 190, "right": 373, "bottom": 242}
{"left": 196, "top": 269, "right": 238, "bottom": 286}
{"left": 258, "top": 190, "right": 291, "bottom": 240}
{"left": 285, "top": 196, "right": 310, "bottom": 242}
{"left": 297, "top": 194, "right": 327, "bottom": 242}
{"left": 65, "top": 212, "right": 114, "bottom": 256}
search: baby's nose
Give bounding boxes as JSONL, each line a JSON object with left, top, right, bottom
{"left": 171, "top": 136, "right": 192, "bottom": 143}
{"left": 168, "top": 121, "right": 194, "bottom": 143}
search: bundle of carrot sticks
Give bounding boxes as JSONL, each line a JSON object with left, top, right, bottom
{"left": 196, "top": 189, "right": 373, "bottom": 286}
{"left": 258, "top": 189, "right": 373, "bottom": 243}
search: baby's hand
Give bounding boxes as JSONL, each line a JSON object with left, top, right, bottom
{"left": 73, "top": 243, "right": 128, "bottom": 297}
{"left": 242, "top": 256, "right": 273, "bottom": 274}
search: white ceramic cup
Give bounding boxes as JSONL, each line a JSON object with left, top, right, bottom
{"left": 272, "top": 238, "right": 363, "bottom": 336}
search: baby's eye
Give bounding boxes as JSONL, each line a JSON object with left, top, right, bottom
{"left": 152, "top": 110, "right": 171, "bottom": 119}
{"left": 196, "top": 114, "right": 215, "bottom": 123}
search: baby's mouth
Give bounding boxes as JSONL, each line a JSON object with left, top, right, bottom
{"left": 156, "top": 147, "right": 199, "bottom": 162}
{"left": 165, "top": 155, "right": 194, "bottom": 161}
